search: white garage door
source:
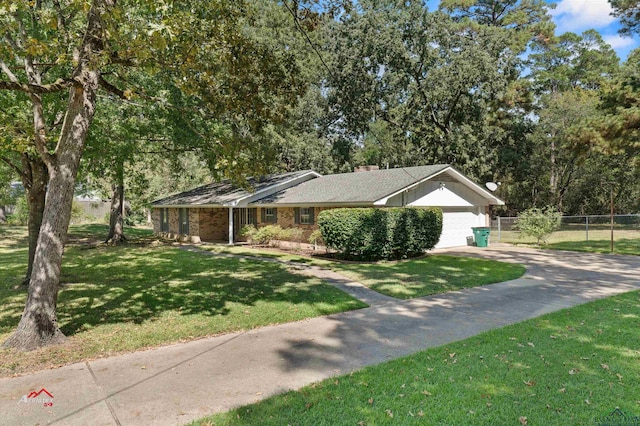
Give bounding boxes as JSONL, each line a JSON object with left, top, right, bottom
{"left": 436, "top": 208, "right": 484, "bottom": 249}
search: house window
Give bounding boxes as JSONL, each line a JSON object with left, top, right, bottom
{"left": 178, "top": 208, "right": 189, "bottom": 235}
{"left": 295, "top": 207, "right": 314, "bottom": 225}
{"left": 262, "top": 208, "right": 277, "bottom": 224}
{"left": 160, "top": 208, "right": 169, "bottom": 232}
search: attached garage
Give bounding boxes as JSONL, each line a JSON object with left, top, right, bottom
{"left": 437, "top": 208, "right": 487, "bottom": 249}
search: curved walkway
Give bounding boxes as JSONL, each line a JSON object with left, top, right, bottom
{"left": 1, "top": 246, "right": 639, "bottom": 425}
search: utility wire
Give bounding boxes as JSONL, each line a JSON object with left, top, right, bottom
{"left": 282, "top": 0, "right": 334, "bottom": 78}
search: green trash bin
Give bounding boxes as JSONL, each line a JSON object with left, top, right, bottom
{"left": 472, "top": 227, "right": 491, "bottom": 248}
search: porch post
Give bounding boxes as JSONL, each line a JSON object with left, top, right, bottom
{"left": 228, "top": 207, "right": 234, "bottom": 245}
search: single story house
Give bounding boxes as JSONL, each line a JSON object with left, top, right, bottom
{"left": 151, "top": 164, "right": 504, "bottom": 249}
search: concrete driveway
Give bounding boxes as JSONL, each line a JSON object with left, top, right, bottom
{"left": 1, "top": 245, "right": 638, "bottom": 425}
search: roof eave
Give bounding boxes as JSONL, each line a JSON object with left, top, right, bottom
{"left": 229, "top": 170, "right": 322, "bottom": 206}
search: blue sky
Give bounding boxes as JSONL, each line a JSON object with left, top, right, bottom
{"left": 548, "top": 0, "right": 639, "bottom": 60}
{"left": 424, "top": 0, "right": 640, "bottom": 61}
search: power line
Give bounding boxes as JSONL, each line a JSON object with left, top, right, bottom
{"left": 282, "top": 0, "right": 333, "bottom": 78}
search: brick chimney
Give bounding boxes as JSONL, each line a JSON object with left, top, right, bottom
{"left": 354, "top": 165, "right": 380, "bottom": 173}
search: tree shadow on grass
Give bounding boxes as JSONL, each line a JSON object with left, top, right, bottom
{"left": 336, "top": 255, "right": 526, "bottom": 299}
{"left": 48, "top": 246, "right": 359, "bottom": 336}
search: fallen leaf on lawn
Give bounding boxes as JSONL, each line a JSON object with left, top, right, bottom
{"left": 569, "top": 369, "right": 579, "bottom": 375}
{"left": 585, "top": 399, "right": 590, "bottom": 405}
{"left": 368, "top": 398, "right": 374, "bottom": 404}
{"left": 449, "top": 353, "right": 456, "bottom": 358}
{"left": 616, "top": 373, "right": 623, "bottom": 381}
{"left": 558, "top": 388, "right": 566, "bottom": 393}
{"left": 385, "top": 409, "right": 393, "bottom": 418}
{"left": 601, "top": 364, "right": 610, "bottom": 370}
{"left": 528, "top": 342, "right": 535, "bottom": 347}
{"left": 519, "top": 416, "right": 528, "bottom": 425}
{"left": 422, "top": 390, "right": 432, "bottom": 396}
{"left": 523, "top": 380, "right": 536, "bottom": 387}
{"left": 418, "top": 410, "right": 425, "bottom": 417}
{"left": 509, "top": 337, "right": 517, "bottom": 340}
{"left": 487, "top": 403, "right": 492, "bottom": 407}
{"left": 550, "top": 335, "right": 557, "bottom": 339}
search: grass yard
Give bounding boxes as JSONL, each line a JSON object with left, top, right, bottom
{"left": 331, "top": 255, "right": 526, "bottom": 299}
{"left": 496, "top": 227, "right": 640, "bottom": 246}
{"left": 195, "top": 290, "right": 640, "bottom": 426}
{"left": 0, "top": 225, "right": 366, "bottom": 376}
{"left": 546, "top": 239, "right": 640, "bottom": 256}
{"left": 199, "top": 244, "right": 333, "bottom": 267}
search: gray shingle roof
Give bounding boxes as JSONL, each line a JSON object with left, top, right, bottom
{"left": 255, "top": 165, "right": 450, "bottom": 205}
{"left": 152, "top": 170, "right": 315, "bottom": 206}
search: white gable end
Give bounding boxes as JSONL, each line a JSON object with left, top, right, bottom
{"left": 404, "top": 181, "right": 486, "bottom": 208}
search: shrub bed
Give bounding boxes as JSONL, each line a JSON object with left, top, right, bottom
{"left": 317, "top": 207, "right": 442, "bottom": 260}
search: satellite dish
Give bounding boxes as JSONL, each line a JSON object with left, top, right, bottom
{"left": 485, "top": 182, "right": 500, "bottom": 192}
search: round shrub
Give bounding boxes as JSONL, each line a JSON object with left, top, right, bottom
{"left": 317, "top": 207, "right": 442, "bottom": 260}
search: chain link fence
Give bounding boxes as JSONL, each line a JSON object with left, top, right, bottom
{"left": 491, "top": 214, "right": 640, "bottom": 244}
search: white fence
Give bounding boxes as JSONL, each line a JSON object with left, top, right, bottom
{"left": 491, "top": 214, "right": 640, "bottom": 243}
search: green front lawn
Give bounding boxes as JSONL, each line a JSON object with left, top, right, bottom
{"left": 196, "top": 290, "right": 640, "bottom": 426}
{"left": 332, "top": 255, "right": 526, "bottom": 299}
{"left": 0, "top": 225, "right": 366, "bottom": 376}
{"left": 547, "top": 238, "right": 640, "bottom": 256}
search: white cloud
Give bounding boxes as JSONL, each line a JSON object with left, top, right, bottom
{"left": 603, "top": 34, "right": 636, "bottom": 49}
{"left": 551, "top": 0, "right": 616, "bottom": 33}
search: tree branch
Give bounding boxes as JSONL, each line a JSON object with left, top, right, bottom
{"left": 0, "top": 60, "right": 20, "bottom": 83}
{"left": 98, "top": 75, "right": 126, "bottom": 98}
{"left": 0, "top": 78, "right": 74, "bottom": 93}
{"left": 0, "top": 156, "right": 23, "bottom": 177}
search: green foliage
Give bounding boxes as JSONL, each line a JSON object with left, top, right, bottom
{"left": 308, "top": 229, "right": 324, "bottom": 248}
{"left": 240, "top": 224, "right": 257, "bottom": 244}
{"left": 318, "top": 208, "right": 443, "bottom": 260}
{"left": 282, "top": 227, "right": 304, "bottom": 244}
{"left": 253, "top": 225, "right": 283, "bottom": 246}
{"left": 5, "top": 195, "right": 28, "bottom": 226}
{"left": 515, "top": 206, "right": 562, "bottom": 245}
{"left": 609, "top": 0, "right": 640, "bottom": 36}
{"left": 243, "top": 224, "right": 307, "bottom": 247}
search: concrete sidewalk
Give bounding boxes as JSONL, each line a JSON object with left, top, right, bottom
{"left": 1, "top": 246, "right": 638, "bottom": 425}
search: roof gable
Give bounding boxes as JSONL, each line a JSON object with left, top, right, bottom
{"left": 255, "top": 165, "right": 451, "bottom": 205}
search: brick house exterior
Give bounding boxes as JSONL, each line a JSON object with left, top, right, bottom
{"left": 151, "top": 166, "right": 503, "bottom": 248}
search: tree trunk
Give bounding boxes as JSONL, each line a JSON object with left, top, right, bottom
{"left": 2, "top": 39, "right": 102, "bottom": 351}
{"left": 105, "top": 168, "right": 127, "bottom": 244}
{"left": 21, "top": 155, "right": 48, "bottom": 285}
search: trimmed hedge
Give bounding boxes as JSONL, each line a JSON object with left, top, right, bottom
{"left": 317, "top": 207, "right": 443, "bottom": 260}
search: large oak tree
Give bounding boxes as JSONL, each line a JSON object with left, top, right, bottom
{"left": 0, "top": 0, "right": 304, "bottom": 351}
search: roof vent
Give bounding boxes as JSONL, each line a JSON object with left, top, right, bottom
{"left": 354, "top": 165, "right": 380, "bottom": 173}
